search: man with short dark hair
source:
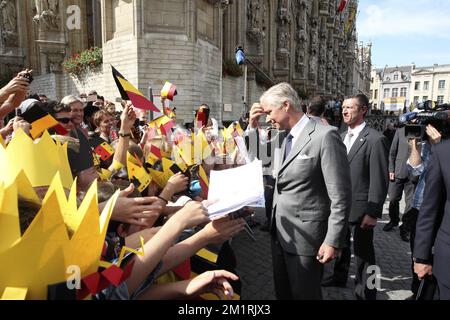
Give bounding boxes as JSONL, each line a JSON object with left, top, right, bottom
{"left": 307, "top": 96, "right": 329, "bottom": 125}
{"left": 322, "top": 94, "right": 389, "bottom": 300}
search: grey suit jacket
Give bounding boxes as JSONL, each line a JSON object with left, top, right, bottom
{"left": 271, "top": 119, "right": 352, "bottom": 256}
{"left": 342, "top": 126, "right": 390, "bottom": 223}
{"left": 389, "top": 127, "right": 410, "bottom": 179}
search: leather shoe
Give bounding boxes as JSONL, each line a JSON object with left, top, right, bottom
{"left": 400, "top": 225, "right": 410, "bottom": 242}
{"left": 321, "top": 279, "right": 347, "bottom": 288}
{"left": 383, "top": 221, "right": 399, "bottom": 232}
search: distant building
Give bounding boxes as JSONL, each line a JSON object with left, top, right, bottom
{"left": 370, "top": 65, "right": 412, "bottom": 113}
{"left": 410, "top": 64, "right": 450, "bottom": 107}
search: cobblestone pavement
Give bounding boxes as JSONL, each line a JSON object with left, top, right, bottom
{"left": 231, "top": 199, "right": 413, "bottom": 300}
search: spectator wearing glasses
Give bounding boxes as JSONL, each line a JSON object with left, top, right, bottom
{"left": 47, "top": 101, "right": 74, "bottom": 133}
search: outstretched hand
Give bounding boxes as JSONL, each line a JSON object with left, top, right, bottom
{"left": 185, "top": 270, "right": 239, "bottom": 300}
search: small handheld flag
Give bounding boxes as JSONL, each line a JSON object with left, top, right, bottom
{"left": 161, "top": 81, "right": 178, "bottom": 101}
{"left": 111, "top": 66, "right": 160, "bottom": 113}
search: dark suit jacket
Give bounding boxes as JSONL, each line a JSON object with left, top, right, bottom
{"left": 414, "top": 139, "right": 450, "bottom": 287}
{"left": 342, "top": 125, "right": 389, "bottom": 223}
{"left": 389, "top": 127, "right": 410, "bottom": 179}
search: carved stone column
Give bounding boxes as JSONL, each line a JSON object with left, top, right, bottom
{"left": 319, "top": 0, "right": 329, "bottom": 16}
{"left": 246, "top": 0, "right": 266, "bottom": 56}
{"left": 274, "top": 0, "right": 291, "bottom": 75}
{"left": 0, "top": 0, "right": 26, "bottom": 77}
{"left": 308, "top": 16, "right": 318, "bottom": 84}
{"left": 33, "top": 0, "right": 67, "bottom": 74}
{"left": 0, "top": 0, "right": 19, "bottom": 50}
{"left": 317, "top": 16, "right": 327, "bottom": 90}
{"left": 294, "top": 0, "right": 307, "bottom": 80}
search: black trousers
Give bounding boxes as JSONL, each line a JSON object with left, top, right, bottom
{"left": 403, "top": 208, "right": 438, "bottom": 299}
{"left": 264, "top": 175, "right": 276, "bottom": 221}
{"left": 388, "top": 178, "right": 416, "bottom": 224}
{"left": 271, "top": 236, "right": 323, "bottom": 300}
{"left": 438, "top": 283, "right": 450, "bottom": 300}
{"left": 325, "top": 224, "right": 377, "bottom": 300}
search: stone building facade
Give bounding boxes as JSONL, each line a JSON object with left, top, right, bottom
{"left": 370, "top": 65, "right": 412, "bottom": 113}
{"left": 1, "top": 0, "right": 367, "bottom": 124}
{"left": 410, "top": 64, "right": 450, "bottom": 106}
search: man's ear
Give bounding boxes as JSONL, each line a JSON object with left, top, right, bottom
{"left": 284, "top": 101, "right": 290, "bottom": 112}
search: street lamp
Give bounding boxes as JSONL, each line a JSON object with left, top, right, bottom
{"left": 235, "top": 47, "right": 248, "bottom": 115}
{"left": 235, "top": 46, "right": 276, "bottom": 115}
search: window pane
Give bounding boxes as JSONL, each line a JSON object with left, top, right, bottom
{"left": 392, "top": 88, "right": 398, "bottom": 97}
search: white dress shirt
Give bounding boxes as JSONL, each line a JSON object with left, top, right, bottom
{"left": 345, "top": 122, "right": 366, "bottom": 153}
{"left": 288, "top": 114, "right": 310, "bottom": 148}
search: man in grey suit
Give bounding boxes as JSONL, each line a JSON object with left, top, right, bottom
{"left": 384, "top": 127, "right": 416, "bottom": 239}
{"left": 248, "top": 83, "right": 352, "bottom": 300}
{"left": 322, "top": 94, "right": 389, "bottom": 299}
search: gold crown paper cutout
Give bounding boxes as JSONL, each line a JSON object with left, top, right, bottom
{"left": 149, "top": 157, "right": 186, "bottom": 189}
{"left": 0, "top": 172, "right": 119, "bottom": 300}
{"left": 0, "top": 130, "right": 73, "bottom": 190}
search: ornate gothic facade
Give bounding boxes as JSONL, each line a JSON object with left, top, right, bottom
{"left": 0, "top": 0, "right": 370, "bottom": 124}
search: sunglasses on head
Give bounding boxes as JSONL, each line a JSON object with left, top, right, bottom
{"left": 56, "top": 117, "right": 72, "bottom": 124}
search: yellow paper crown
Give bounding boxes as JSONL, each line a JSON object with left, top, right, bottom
{"left": 126, "top": 152, "right": 152, "bottom": 193}
{"left": 0, "top": 172, "right": 119, "bottom": 300}
{"left": 0, "top": 130, "right": 73, "bottom": 190}
{"left": 149, "top": 157, "right": 186, "bottom": 189}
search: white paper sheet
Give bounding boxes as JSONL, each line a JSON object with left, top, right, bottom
{"left": 207, "top": 160, "right": 265, "bottom": 220}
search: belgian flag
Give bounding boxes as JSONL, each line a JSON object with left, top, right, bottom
{"left": 195, "top": 106, "right": 210, "bottom": 129}
{"left": 90, "top": 136, "right": 115, "bottom": 161}
{"left": 161, "top": 81, "right": 178, "bottom": 101}
{"left": 198, "top": 165, "right": 209, "bottom": 198}
{"left": 111, "top": 65, "right": 160, "bottom": 113}
{"left": 21, "top": 104, "right": 67, "bottom": 139}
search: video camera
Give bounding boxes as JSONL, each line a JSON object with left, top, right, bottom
{"left": 399, "top": 100, "right": 450, "bottom": 140}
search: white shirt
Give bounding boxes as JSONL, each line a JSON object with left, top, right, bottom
{"left": 345, "top": 122, "right": 366, "bottom": 153}
{"left": 288, "top": 115, "right": 310, "bottom": 148}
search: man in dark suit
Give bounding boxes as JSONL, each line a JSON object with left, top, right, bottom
{"left": 322, "top": 94, "right": 389, "bottom": 300}
{"left": 414, "top": 138, "right": 450, "bottom": 299}
{"left": 248, "top": 83, "right": 352, "bottom": 300}
{"left": 384, "top": 127, "right": 416, "bottom": 238}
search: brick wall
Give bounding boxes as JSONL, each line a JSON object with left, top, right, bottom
{"left": 30, "top": 71, "right": 106, "bottom": 102}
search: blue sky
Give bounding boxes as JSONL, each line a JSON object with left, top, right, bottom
{"left": 356, "top": 0, "right": 450, "bottom": 68}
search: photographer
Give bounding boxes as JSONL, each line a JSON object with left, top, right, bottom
{"left": 403, "top": 124, "right": 442, "bottom": 299}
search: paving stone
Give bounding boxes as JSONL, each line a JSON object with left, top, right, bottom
{"left": 231, "top": 198, "right": 413, "bottom": 300}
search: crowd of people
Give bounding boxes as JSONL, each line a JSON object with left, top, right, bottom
{"left": 0, "top": 70, "right": 251, "bottom": 300}
{"left": 0, "top": 69, "right": 449, "bottom": 301}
